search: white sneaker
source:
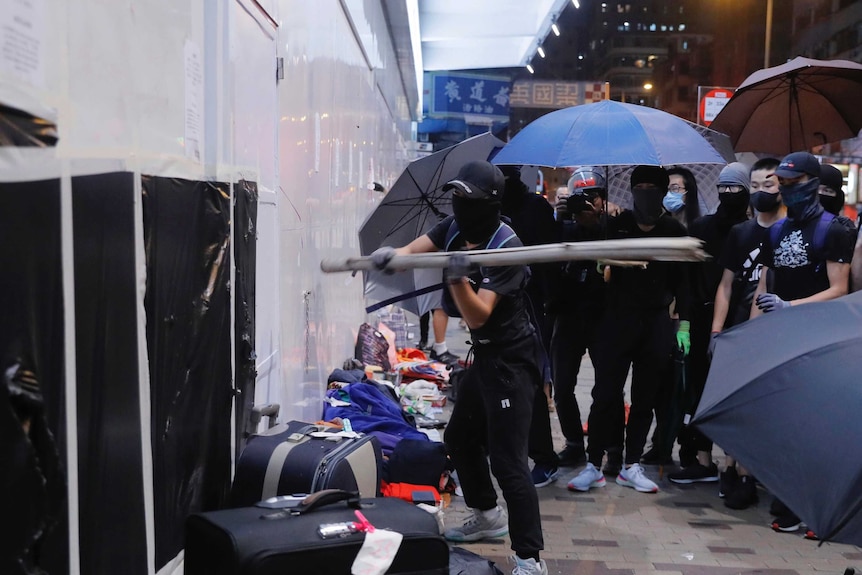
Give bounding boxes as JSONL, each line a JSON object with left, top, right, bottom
{"left": 616, "top": 463, "right": 659, "bottom": 493}
{"left": 444, "top": 506, "right": 508, "bottom": 542}
{"left": 511, "top": 555, "right": 548, "bottom": 575}
{"left": 566, "top": 462, "right": 606, "bottom": 492}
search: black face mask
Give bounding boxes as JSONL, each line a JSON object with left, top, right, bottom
{"left": 781, "top": 178, "right": 821, "bottom": 222}
{"left": 751, "top": 191, "right": 782, "bottom": 213}
{"left": 452, "top": 195, "right": 501, "bottom": 243}
{"left": 818, "top": 190, "right": 844, "bottom": 216}
{"left": 632, "top": 186, "right": 664, "bottom": 226}
{"left": 717, "top": 190, "right": 750, "bottom": 223}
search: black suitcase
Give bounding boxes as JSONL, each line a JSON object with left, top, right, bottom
{"left": 185, "top": 490, "right": 449, "bottom": 575}
{"left": 230, "top": 420, "right": 383, "bottom": 507}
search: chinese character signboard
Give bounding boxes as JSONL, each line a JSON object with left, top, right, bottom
{"left": 509, "top": 81, "right": 607, "bottom": 109}
{"left": 697, "top": 86, "right": 734, "bottom": 126}
{"left": 428, "top": 72, "right": 512, "bottom": 122}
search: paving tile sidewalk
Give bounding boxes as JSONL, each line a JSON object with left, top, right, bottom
{"left": 435, "top": 320, "right": 860, "bottom": 575}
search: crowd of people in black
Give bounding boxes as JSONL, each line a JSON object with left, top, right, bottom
{"left": 371, "top": 152, "right": 861, "bottom": 575}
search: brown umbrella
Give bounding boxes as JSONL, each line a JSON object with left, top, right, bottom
{"left": 710, "top": 56, "right": 862, "bottom": 156}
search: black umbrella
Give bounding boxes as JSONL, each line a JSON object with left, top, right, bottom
{"left": 692, "top": 291, "right": 862, "bottom": 546}
{"left": 358, "top": 133, "right": 505, "bottom": 316}
{"left": 710, "top": 56, "right": 862, "bottom": 155}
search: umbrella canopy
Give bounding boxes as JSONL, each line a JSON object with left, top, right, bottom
{"left": 492, "top": 100, "right": 727, "bottom": 168}
{"left": 692, "top": 291, "right": 862, "bottom": 546}
{"left": 358, "top": 132, "right": 505, "bottom": 316}
{"left": 710, "top": 56, "right": 862, "bottom": 156}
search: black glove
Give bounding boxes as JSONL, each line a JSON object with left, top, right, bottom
{"left": 708, "top": 331, "right": 719, "bottom": 359}
{"left": 445, "top": 253, "right": 471, "bottom": 285}
{"left": 370, "top": 246, "right": 396, "bottom": 272}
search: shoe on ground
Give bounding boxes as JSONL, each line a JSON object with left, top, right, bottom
{"left": 804, "top": 529, "right": 819, "bottom": 540}
{"left": 719, "top": 466, "right": 739, "bottom": 498}
{"left": 444, "top": 506, "right": 509, "bottom": 542}
{"left": 567, "top": 463, "right": 606, "bottom": 492}
{"left": 510, "top": 555, "right": 548, "bottom": 575}
{"left": 616, "top": 463, "right": 659, "bottom": 493}
{"left": 771, "top": 512, "right": 802, "bottom": 532}
{"left": 531, "top": 463, "right": 559, "bottom": 488}
{"left": 640, "top": 447, "right": 673, "bottom": 466}
{"left": 668, "top": 462, "right": 719, "bottom": 484}
{"left": 602, "top": 453, "right": 623, "bottom": 477}
{"left": 417, "top": 339, "right": 429, "bottom": 351}
{"left": 557, "top": 445, "right": 587, "bottom": 468}
{"left": 430, "top": 349, "right": 460, "bottom": 365}
{"left": 724, "top": 475, "right": 758, "bottom": 510}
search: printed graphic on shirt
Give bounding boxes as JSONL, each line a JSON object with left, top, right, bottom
{"left": 742, "top": 246, "right": 763, "bottom": 283}
{"left": 774, "top": 230, "right": 810, "bottom": 269}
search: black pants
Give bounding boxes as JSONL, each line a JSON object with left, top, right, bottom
{"left": 588, "top": 307, "right": 674, "bottom": 466}
{"left": 677, "top": 303, "right": 714, "bottom": 454}
{"left": 549, "top": 311, "right": 595, "bottom": 451}
{"left": 444, "top": 335, "right": 544, "bottom": 557}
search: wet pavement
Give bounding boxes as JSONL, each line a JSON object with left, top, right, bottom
{"left": 436, "top": 320, "right": 861, "bottom": 575}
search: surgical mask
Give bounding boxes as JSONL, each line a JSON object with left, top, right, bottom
{"left": 781, "top": 178, "right": 821, "bottom": 221}
{"left": 751, "top": 191, "right": 781, "bottom": 213}
{"left": 632, "top": 186, "right": 664, "bottom": 226}
{"left": 662, "top": 191, "right": 685, "bottom": 213}
{"left": 452, "top": 194, "right": 501, "bottom": 243}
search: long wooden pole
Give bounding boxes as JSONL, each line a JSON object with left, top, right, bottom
{"left": 320, "top": 237, "right": 707, "bottom": 273}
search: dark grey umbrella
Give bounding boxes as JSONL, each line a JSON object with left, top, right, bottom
{"left": 710, "top": 56, "right": 862, "bottom": 155}
{"left": 692, "top": 290, "right": 862, "bottom": 546}
{"left": 358, "top": 132, "right": 505, "bottom": 316}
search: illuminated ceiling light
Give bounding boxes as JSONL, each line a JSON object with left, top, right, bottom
{"left": 537, "top": 45, "right": 546, "bottom": 58}
{"left": 526, "top": 62, "right": 535, "bottom": 74}
{"left": 573, "top": 0, "right": 580, "bottom": 7}
{"left": 643, "top": 82, "right": 653, "bottom": 90}
{"left": 551, "top": 21, "right": 560, "bottom": 36}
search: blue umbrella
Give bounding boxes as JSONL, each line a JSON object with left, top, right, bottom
{"left": 492, "top": 100, "right": 726, "bottom": 168}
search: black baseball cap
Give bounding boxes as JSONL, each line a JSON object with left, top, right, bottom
{"left": 775, "top": 152, "right": 820, "bottom": 179}
{"left": 442, "top": 161, "right": 505, "bottom": 200}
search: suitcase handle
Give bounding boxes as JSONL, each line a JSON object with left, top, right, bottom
{"left": 260, "top": 489, "right": 362, "bottom": 521}
{"left": 295, "top": 489, "right": 362, "bottom": 514}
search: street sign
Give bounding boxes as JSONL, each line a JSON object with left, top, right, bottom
{"left": 698, "top": 87, "right": 734, "bottom": 126}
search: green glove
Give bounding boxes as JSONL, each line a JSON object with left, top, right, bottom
{"left": 676, "top": 320, "right": 691, "bottom": 356}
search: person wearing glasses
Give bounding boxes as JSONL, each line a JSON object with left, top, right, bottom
{"left": 663, "top": 167, "right": 703, "bottom": 230}
{"left": 667, "top": 162, "right": 752, "bottom": 487}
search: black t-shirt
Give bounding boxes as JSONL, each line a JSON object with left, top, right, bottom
{"left": 547, "top": 220, "right": 606, "bottom": 316}
{"left": 719, "top": 219, "right": 772, "bottom": 327}
{"left": 426, "top": 215, "right": 534, "bottom": 343}
{"left": 757, "top": 214, "right": 856, "bottom": 301}
{"left": 688, "top": 214, "right": 746, "bottom": 306}
{"left": 604, "top": 211, "right": 690, "bottom": 320}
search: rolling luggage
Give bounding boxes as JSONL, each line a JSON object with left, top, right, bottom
{"left": 185, "top": 489, "right": 449, "bottom": 575}
{"left": 230, "top": 420, "right": 383, "bottom": 507}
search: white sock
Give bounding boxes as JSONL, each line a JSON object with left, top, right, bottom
{"left": 432, "top": 342, "right": 448, "bottom": 354}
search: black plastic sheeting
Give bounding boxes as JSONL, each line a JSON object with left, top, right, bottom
{"left": 0, "top": 103, "right": 59, "bottom": 147}
{"left": 142, "top": 176, "right": 233, "bottom": 569}
{"left": 0, "top": 179, "right": 68, "bottom": 575}
{"left": 233, "top": 180, "right": 258, "bottom": 452}
{"left": 72, "top": 173, "right": 147, "bottom": 574}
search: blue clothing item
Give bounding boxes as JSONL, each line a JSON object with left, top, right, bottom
{"left": 324, "top": 382, "right": 428, "bottom": 455}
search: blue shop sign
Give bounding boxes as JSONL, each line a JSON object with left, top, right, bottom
{"left": 428, "top": 73, "right": 511, "bottom": 121}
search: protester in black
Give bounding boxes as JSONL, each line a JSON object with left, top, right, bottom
{"left": 567, "top": 165, "right": 689, "bottom": 495}
{"left": 370, "top": 160, "right": 547, "bottom": 575}
{"left": 668, "top": 162, "right": 750, "bottom": 486}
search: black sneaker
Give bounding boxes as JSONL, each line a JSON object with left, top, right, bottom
{"left": 531, "top": 462, "right": 560, "bottom": 488}
{"left": 430, "top": 349, "right": 460, "bottom": 365}
{"left": 719, "top": 467, "right": 739, "bottom": 498}
{"left": 640, "top": 447, "right": 673, "bottom": 466}
{"left": 557, "top": 445, "right": 587, "bottom": 468}
{"left": 668, "top": 462, "right": 719, "bottom": 484}
{"left": 769, "top": 496, "right": 790, "bottom": 517}
{"left": 724, "top": 475, "right": 758, "bottom": 510}
{"left": 771, "top": 512, "right": 802, "bottom": 532}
